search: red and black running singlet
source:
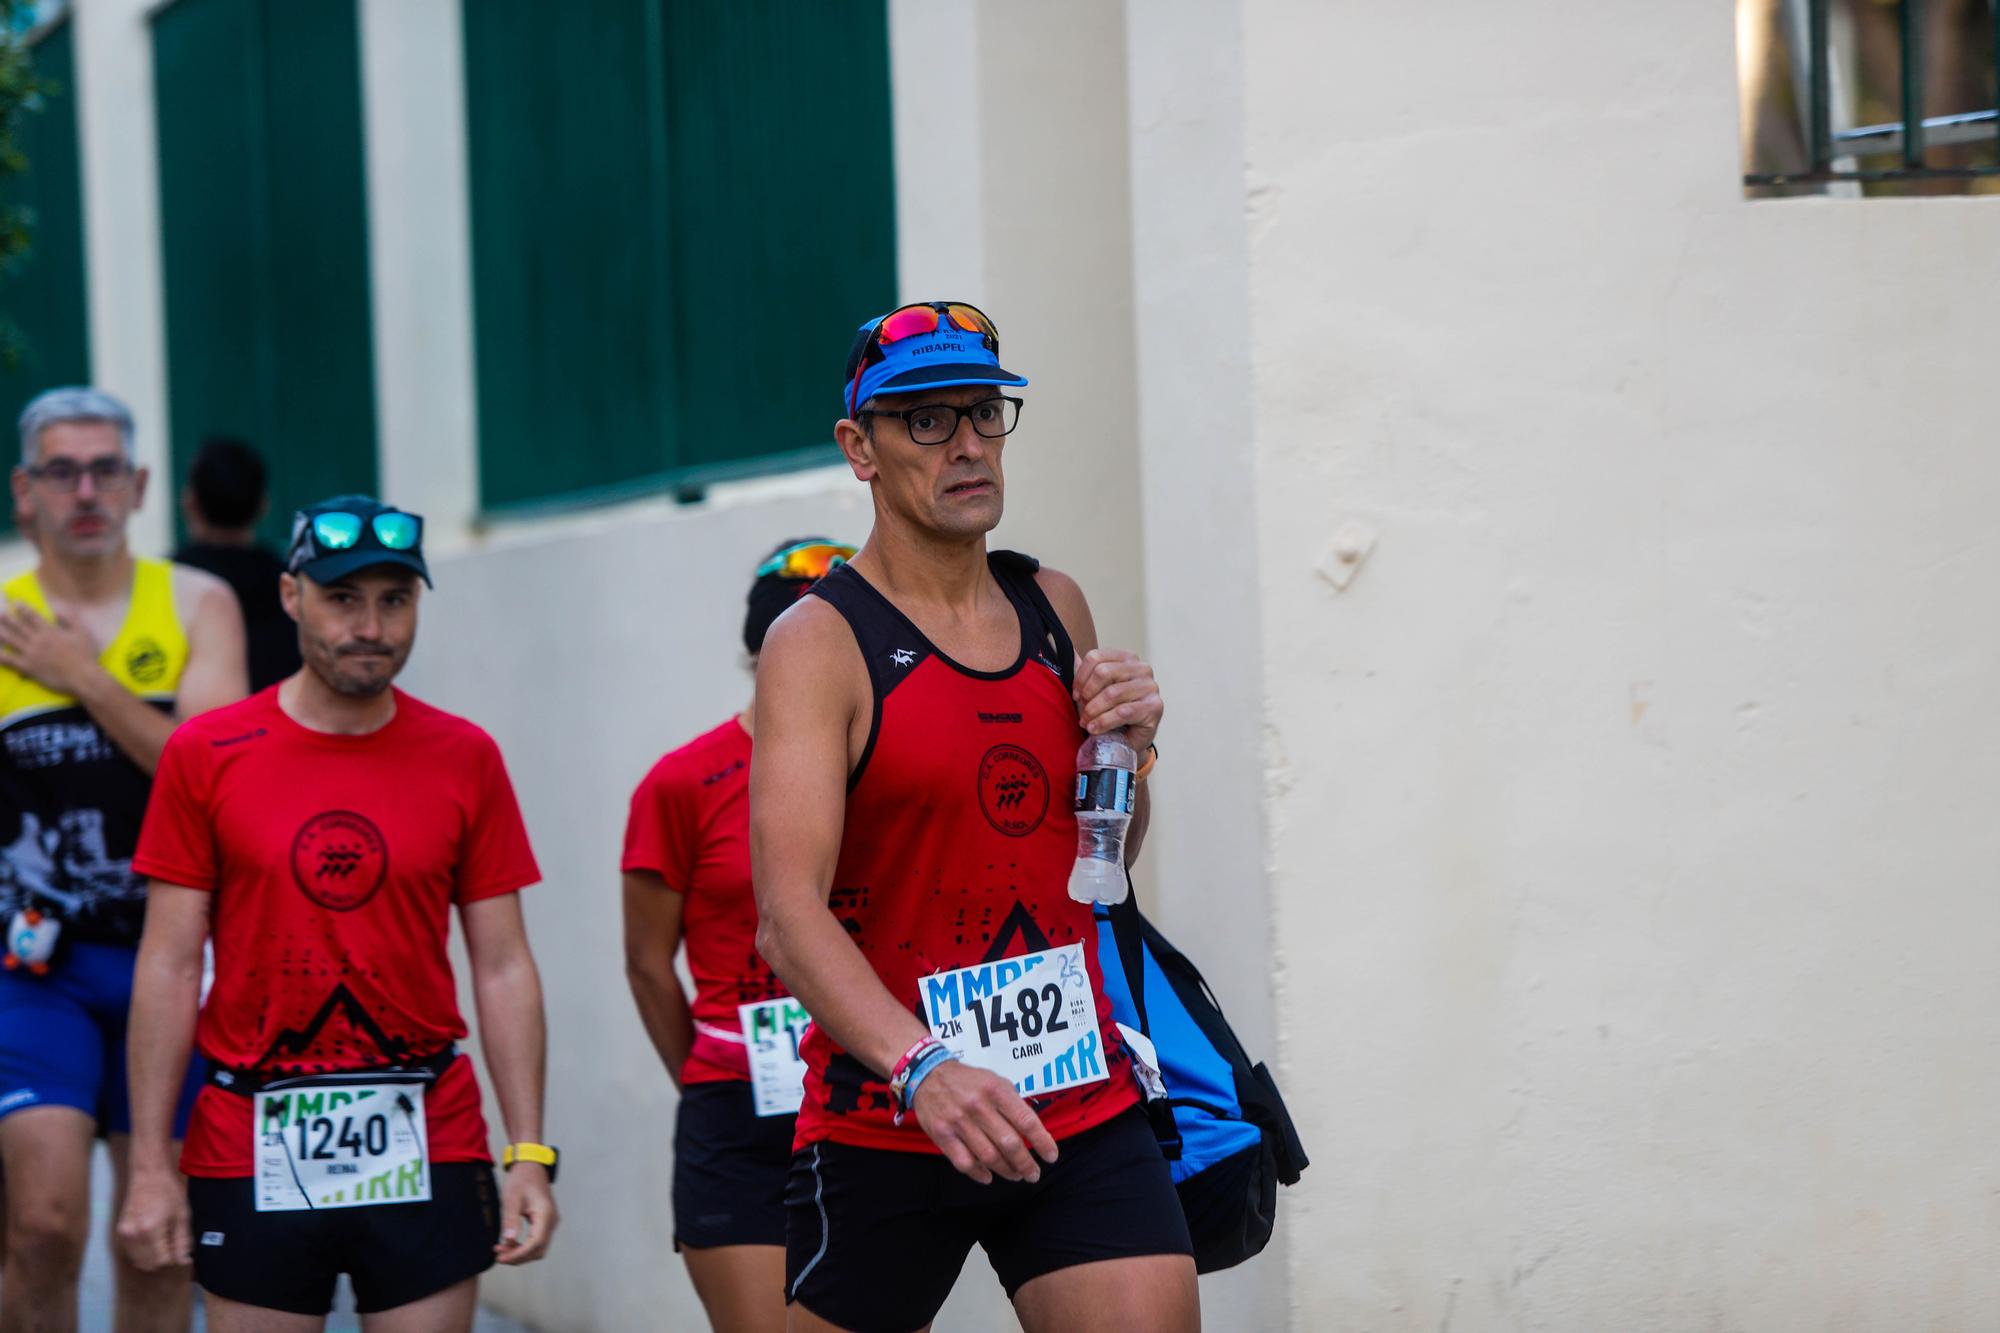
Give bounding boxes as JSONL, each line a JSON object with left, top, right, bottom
{"left": 793, "top": 551, "right": 1139, "bottom": 1153}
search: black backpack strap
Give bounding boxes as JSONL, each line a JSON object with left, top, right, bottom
{"left": 1103, "top": 885, "right": 1183, "bottom": 1159}
{"left": 989, "top": 550, "right": 1075, "bottom": 690}
{"left": 1251, "top": 1062, "right": 1310, "bottom": 1186}
{"left": 1104, "top": 884, "right": 1151, "bottom": 1035}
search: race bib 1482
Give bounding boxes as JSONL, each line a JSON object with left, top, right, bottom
{"left": 917, "top": 943, "right": 1108, "bottom": 1099}
{"left": 253, "top": 1082, "right": 430, "bottom": 1212}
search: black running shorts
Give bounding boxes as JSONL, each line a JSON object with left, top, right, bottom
{"left": 673, "top": 1079, "right": 796, "bottom": 1249}
{"left": 785, "top": 1106, "right": 1192, "bottom": 1331}
{"left": 189, "top": 1162, "right": 499, "bottom": 1315}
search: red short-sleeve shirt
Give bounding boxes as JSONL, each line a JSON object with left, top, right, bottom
{"left": 134, "top": 687, "right": 541, "bottom": 1177}
{"left": 622, "top": 717, "right": 784, "bottom": 1084}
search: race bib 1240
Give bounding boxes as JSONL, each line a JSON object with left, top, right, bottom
{"left": 253, "top": 1082, "right": 430, "bottom": 1212}
{"left": 918, "top": 943, "right": 1107, "bottom": 1099}
{"left": 738, "top": 997, "right": 811, "bottom": 1117}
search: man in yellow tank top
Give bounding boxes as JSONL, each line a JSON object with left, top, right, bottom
{"left": 0, "top": 388, "right": 245, "bottom": 1333}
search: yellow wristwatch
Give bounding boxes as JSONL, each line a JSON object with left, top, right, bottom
{"left": 502, "top": 1142, "right": 560, "bottom": 1182}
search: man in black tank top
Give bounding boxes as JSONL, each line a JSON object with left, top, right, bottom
{"left": 751, "top": 303, "right": 1197, "bottom": 1331}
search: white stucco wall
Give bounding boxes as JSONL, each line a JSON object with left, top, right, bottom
{"left": 358, "top": 0, "right": 481, "bottom": 538}
{"left": 1123, "top": 4, "right": 1288, "bottom": 1330}
{"left": 1244, "top": 0, "right": 2000, "bottom": 1328}
{"left": 891, "top": 0, "right": 1150, "bottom": 662}
{"left": 70, "top": 0, "right": 171, "bottom": 557}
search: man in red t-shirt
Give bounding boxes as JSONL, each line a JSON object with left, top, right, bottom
{"left": 624, "top": 536, "right": 853, "bottom": 1331}
{"left": 114, "top": 495, "right": 560, "bottom": 1327}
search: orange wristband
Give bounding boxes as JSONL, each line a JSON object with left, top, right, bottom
{"left": 1135, "top": 744, "right": 1158, "bottom": 782}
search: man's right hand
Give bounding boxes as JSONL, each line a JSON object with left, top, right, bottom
{"left": 116, "top": 1164, "right": 192, "bottom": 1271}
{"left": 910, "top": 1060, "right": 1060, "bottom": 1184}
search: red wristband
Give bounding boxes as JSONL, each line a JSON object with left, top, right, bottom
{"left": 890, "top": 1036, "right": 942, "bottom": 1083}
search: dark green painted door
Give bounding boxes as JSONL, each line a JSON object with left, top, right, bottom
{"left": 153, "top": 0, "right": 377, "bottom": 548}
{"left": 0, "top": 17, "right": 91, "bottom": 531}
{"left": 462, "top": 0, "right": 676, "bottom": 507}
{"left": 464, "top": 0, "right": 896, "bottom": 511}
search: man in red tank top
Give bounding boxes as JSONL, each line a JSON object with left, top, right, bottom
{"left": 753, "top": 303, "right": 1198, "bottom": 1332}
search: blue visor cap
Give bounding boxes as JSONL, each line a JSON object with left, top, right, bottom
{"left": 845, "top": 321, "right": 1028, "bottom": 416}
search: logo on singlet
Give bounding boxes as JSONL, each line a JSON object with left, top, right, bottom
{"left": 126, "top": 637, "right": 168, "bottom": 685}
{"left": 290, "top": 811, "right": 389, "bottom": 911}
{"left": 890, "top": 649, "right": 916, "bottom": 667}
{"left": 977, "top": 744, "right": 1049, "bottom": 837}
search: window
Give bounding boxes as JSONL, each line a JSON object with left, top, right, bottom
{"left": 0, "top": 8, "right": 90, "bottom": 533}
{"left": 152, "top": 0, "right": 378, "bottom": 546}
{"left": 1740, "top": 0, "right": 2000, "bottom": 196}
{"left": 463, "top": 1, "right": 897, "bottom": 513}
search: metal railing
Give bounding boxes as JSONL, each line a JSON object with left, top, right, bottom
{"left": 1744, "top": 0, "right": 2000, "bottom": 187}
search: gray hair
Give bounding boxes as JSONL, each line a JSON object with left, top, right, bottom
{"left": 17, "top": 387, "right": 137, "bottom": 467}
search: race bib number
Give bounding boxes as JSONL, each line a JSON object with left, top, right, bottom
{"left": 918, "top": 943, "right": 1108, "bottom": 1099}
{"left": 253, "top": 1082, "right": 430, "bottom": 1212}
{"left": 738, "top": 997, "right": 811, "bottom": 1117}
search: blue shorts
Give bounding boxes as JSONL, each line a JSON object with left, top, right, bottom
{"left": 0, "top": 939, "right": 203, "bottom": 1137}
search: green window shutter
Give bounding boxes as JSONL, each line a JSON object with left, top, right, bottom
{"left": 462, "top": 0, "right": 677, "bottom": 509}
{"left": 657, "top": 1, "right": 896, "bottom": 474}
{"left": 464, "top": 1, "right": 896, "bottom": 512}
{"left": 152, "top": 0, "right": 377, "bottom": 548}
{"left": 0, "top": 15, "right": 92, "bottom": 530}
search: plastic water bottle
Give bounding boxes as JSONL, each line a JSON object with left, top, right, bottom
{"left": 1068, "top": 731, "right": 1138, "bottom": 904}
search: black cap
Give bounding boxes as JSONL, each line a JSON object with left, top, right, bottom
{"left": 286, "top": 495, "right": 432, "bottom": 587}
{"left": 744, "top": 536, "right": 854, "bottom": 655}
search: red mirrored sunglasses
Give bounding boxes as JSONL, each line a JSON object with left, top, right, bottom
{"left": 847, "top": 301, "right": 1001, "bottom": 415}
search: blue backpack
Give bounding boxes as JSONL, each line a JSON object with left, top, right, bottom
{"left": 1095, "top": 888, "right": 1309, "bottom": 1274}
{"left": 993, "top": 549, "right": 1308, "bottom": 1271}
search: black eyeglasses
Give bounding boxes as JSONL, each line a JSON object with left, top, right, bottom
{"left": 856, "top": 396, "right": 1022, "bottom": 446}
{"left": 26, "top": 457, "right": 135, "bottom": 492}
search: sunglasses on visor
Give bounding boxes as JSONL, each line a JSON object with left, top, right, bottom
{"left": 847, "top": 301, "right": 1001, "bottom": 415}
{"left": 293, "top": 510, "right": 424, "bottom": 563}
{"left": 755, "top": 541, "right": 857, "bottom": 581}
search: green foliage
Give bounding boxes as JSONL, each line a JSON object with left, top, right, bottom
{"left": 0, "top": 0, "right": 47, "bottom": 365}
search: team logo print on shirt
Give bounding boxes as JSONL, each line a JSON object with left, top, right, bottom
{"left": 977, "top": 744, "right": 1049, "bottom": 837}
{"left": 290, "top": 811, "right": 389, "bottom": 911}
{"left": 126, "top": 637, "right": 168, "bottom": 685}
{"left": 257, "top": 981, "right": 415, "bottom": 1069}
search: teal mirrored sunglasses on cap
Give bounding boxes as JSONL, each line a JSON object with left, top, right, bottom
{"left": 311, "top": 510, "right": 422, "bottom": 553}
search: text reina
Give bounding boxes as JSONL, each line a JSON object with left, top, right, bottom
{"left": 923, "top": 955, "right": 1047, "bottom": 1021}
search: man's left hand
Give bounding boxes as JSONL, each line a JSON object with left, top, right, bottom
{"left": 0, "top": 603, "right": 102, "bottom": 696}
{"left": 494, "top": 1161, "right": 558, "bottom": 1265}
{"left": 1074, "top": 648, "right": 1163, "bottom": 754}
